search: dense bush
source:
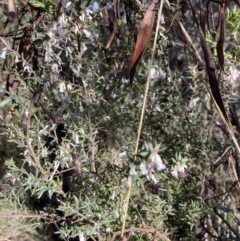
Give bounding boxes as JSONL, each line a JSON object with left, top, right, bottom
{"left": 1, "top": 0, "right": 240, "bottom": 241}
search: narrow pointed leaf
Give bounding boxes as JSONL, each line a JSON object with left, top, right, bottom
{"left": 130, "top": 0, "right": 156, "bottom": 87}
{"left": 216, "top": 4, "right": 225, "bottom": 71}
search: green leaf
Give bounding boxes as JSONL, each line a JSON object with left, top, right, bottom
{"left": 0, "top": 97, "right": 12, "bottom": 107}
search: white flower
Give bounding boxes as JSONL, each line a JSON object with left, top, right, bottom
{"left": 15, "top": 55, "right": 20, "bottom": 63}
{"left": 63, "top": 112, "right": 70, "bottom": 120}
{"left": 79, "top": 13, "right": 85, "bottom": 22}
{"left": 83, "top": 29, "right": 91, "bottom": 38}
{"left": 129, "top": 166, "right": 137, "bottom": 176}
{"left": 185, "top": 143, "right": 191, "bottom": 152}
{"left": 111, "top": 93, "right": 116, "bottom": 99}
{"left": 119, "top": 151, "right": 126, "bottom": 157}
{"left": 41, "top": 147, "right": 48, "bottom": 158}
{"left": 66, "top": 1, "right": 72, "bottom": 8}
{"left": 140, "top": 162, "right": 148, "bottom": 175}
{"left": 159, "top": 32, "right": 167, "bottom": 41}
{"left": 229, "top": 66, "right": 240, "bottom": 91}
{"left": 171, "top": 158, "right": 188, "bottom": 178}
{"left": 171, "top": 166, "right": 178, "bottom": 178}
{"left": 51, "top": 63, "right": 59, "bottom": 73}
{"left": 111, "top": 189, "right": 116, "bottom": 200}
{"left": 58, "top": 82, "right": 66, "bottom": 93}
{"left": 75, "top": 134, "right": 80, "bottom": 144}
{"left": 92, "top": 129, "right": 98, "bottom": 135}
{"left": 52, "top": 21, "right": 58, "bottom": 30}
{"left": 149, "top": 68, "right": 158, "bottom": 79}
{"left": 104, "top": 115, "right": 111, "bottom": 121}
{"left": 178, "top": 161, "right": 187, "bottom": 175}
{"left": 82, "top": 80, "right": 88, "bottom": 88}
{"left": 79, "top": 102, "right": 84, "bottom": 112}
{"left": 79, "top": 232, "right": 85, "bottom": 241}
{"left": 159, "top": 69, "right": 166, "bottom": 79}
{"left": 160, "top": 15, "right": 165, "bottom": 24}
{"left": 27, "top": 138, "right": 33, "bottom": 145}
{"left": 149, "top": 152, "right": 166, "bottom": 171}
{"left": 24, "top": 65, "right": 30, "bottom": 73}
{"left": 67, "top": 83, "right": 72, "bottom": 91}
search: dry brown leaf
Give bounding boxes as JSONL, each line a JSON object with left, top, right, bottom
{"left": 216, "top": 4, "right": 225, "bottom": 71}
{"left": 130, "top": 0, "right": 156, "bottom": 87}
{"left": 199, "top": 0, "right": 205, "bottom": 37}
{"left": 8, "top": 0, "right": 16, "bottom": 22}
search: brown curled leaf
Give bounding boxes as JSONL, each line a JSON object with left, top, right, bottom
{"left": 216, "top": 4, "right": 225, "bottom": 71}
{"left": 8, "top": 0, "right": 16, "bottom": 22}
{"left": 130, "top": 0, "right": 156, "bottom": 88}
{"left": 199, "top": 0, "right": 205, "bottom": 37}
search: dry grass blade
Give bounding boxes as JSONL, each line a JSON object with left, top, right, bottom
{"left": 216, "top": 4, "right": 225, "bottom": 71}
{"left": 130, "top": 0, "right": 156, "bottom": 87}
{"left": 199, "top": 0, "right": 206, "bottom": 37}
{"left": 8, "top": 0, "right": 16, "bottom": 22}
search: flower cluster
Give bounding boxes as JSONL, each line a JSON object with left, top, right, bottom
{"left": 171, "top": 157, "right": 188, "bottom": 178}
{"left": 129, "top": 148, "right": 166, "bottom": 184}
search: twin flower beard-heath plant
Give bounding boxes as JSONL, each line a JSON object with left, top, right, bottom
{"left": 129, "top": 151, "right": 189, "bottom": 185}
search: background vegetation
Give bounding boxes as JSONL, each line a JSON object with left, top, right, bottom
{"left": 0, "top": 0, "right": 240, "bottom": 240}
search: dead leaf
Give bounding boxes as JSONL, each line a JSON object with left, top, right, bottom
{"left": 216, "top": 4, "right": 225, "bottom": 71}
{"left": 130, "top": 0, "right": 156, "bottom": 87}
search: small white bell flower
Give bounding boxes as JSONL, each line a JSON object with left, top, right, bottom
{"left": 140, "top": 162, "right": 148, "bottom": 175}
{"left": 129, "top": 166, "right": 137, "bottom": 176}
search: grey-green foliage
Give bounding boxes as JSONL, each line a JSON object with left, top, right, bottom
{"left": 1, "top": 1, "right": 240, "bottom": 241}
